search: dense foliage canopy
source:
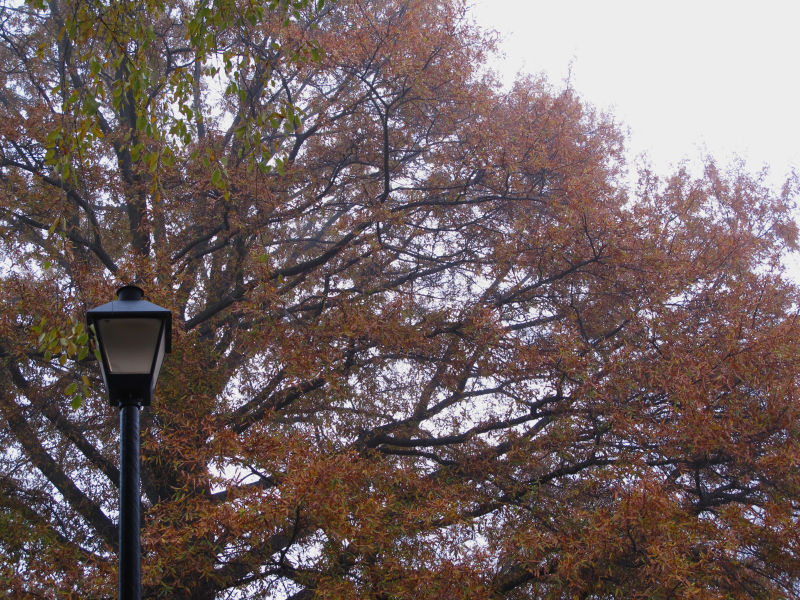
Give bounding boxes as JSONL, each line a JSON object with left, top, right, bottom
{"left": 1, "top": 0, "right": 799, "bottom": 598}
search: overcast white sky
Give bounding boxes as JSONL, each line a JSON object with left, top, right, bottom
{"left": 469, "top": 1, "right": 800, "bottom": 187}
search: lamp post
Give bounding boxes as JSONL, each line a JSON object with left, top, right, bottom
{"left": 87, "top": 285, "right": 171, "bottom": 600}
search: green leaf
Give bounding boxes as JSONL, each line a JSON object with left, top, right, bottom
{"left": 71, "top": 394, "right": 84, "bottom": 410}
{"left": 84, "top": 95, "right": 99, "bottom": 115}
{"left": 65, "top": 382, "right": 77, "bottom": 396}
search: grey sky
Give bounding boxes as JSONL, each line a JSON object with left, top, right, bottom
{"left": 470, "top": 0, "right": 800, "bottom": 186}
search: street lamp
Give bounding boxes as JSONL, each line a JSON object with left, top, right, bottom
{"left": 87, "top": 285, "right": 171, "bottom": 600}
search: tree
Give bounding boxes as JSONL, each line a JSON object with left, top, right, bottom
{"left": 1, "top": 0, "right": 799, "bottom": 597}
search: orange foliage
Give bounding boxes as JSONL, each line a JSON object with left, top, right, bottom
{"left": 1, "top": 0, "right": 799, "bottom": 598}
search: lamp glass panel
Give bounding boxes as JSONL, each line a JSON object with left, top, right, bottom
{"left": 151, "top": 327, "right": 166, "bottom": 386}
{"left": 97, "top": 318, "right": 162, "bottom": 374}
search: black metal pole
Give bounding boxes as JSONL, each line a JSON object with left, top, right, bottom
{"left": 119, "top": 402, "right": 141, "bottom": 600}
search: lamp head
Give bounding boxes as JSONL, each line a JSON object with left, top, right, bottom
{"left": 87, "top": 286, "right": 172, "bottom": 407}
